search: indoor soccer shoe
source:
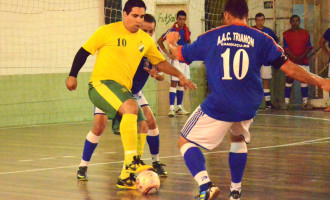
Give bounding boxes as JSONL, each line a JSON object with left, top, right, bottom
{"left": 77, "top": 166, "right": 88, "bottom": 181}
{"left": 195, "top": 183, "right": 220, "bottom": 200}
{"left": 168, "top": 109, "right": 175, "bottom": 117}
{"left": 229, "top": 190, "right": 241, "bottom": 200}
{"left": 126, "top": 155, "right": 153, "bottom": 174}
{"left": 152, "top": 161, "right": 168, "bottom": 176}
{"left": 176, "top": 107, "right": 190, "bottom": 115}
{"left": 116, "top": 173, "right": 137, "bottom": 190}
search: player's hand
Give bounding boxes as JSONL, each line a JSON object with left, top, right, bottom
{"left": 320, "top": 79, "right": 330, "bottom": 92}
{"left": 66, "top": 76, "right": 77, "bottom": 91}
{"left": 144, "top": 66, "right": 158, "bottom": 77}
{"left": 168, "top": 54, "right": 177, "bottom": 60}
{"left": 179, "top": 74, "right": 197, "bottom": 92}
{"left": 166, "top": 32, "right": 180, "bottom": 47}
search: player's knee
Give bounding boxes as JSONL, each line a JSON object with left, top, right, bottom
{"left": 92, "top": 124, "right": 106, "bottom": 135}
{"left": 147, "top": 117, "right": 157, "bottom": 130}
{"left": 138, "top": 120, "right": 148, "bottom": 134}
{"left": 120, "top": 99, "right": 138, "bottom": 115}
{"left": 178, "top": 136, "right": 190, "bottom": 149}
{"left": 230, "top": 134, "right": 245, "bottom": 142}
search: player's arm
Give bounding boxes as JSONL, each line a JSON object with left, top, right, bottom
{"left": 66, "top": 47, "right": 91, "bottom": 91}
{"left": 319, "top": 36, "right": 329, "bottom": 57}
{"left": 165, "top": 32, "right": 181, "bottom": 60}
{"left": 156, "top": 61, "right": 196, "bottom": 91}
{"left": 157, "top": 33, "right": 176, "bottom": 60}
{"left": 282, "top": 37, "right": 296, "bottom": 61}
{"left": 144, "top": 66, "right": 164, "bottom": 81}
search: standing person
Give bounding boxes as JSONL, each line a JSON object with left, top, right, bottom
{"left": 282, "top": 15, "right": 313, "bottom": 110}
{"left": 157, "top": 10, "right": 191, "bottom": 117}
{"left": 66, "top": 0, "right": 195, "bottom": 188}
{"left": 253, "top": 12, "right": 278, "bottom": 110}
{"left": 320, "top": 28, "right": 330, "bottom": 112}
{"left": 166, "top": 0, "right": 330, "bottom": 199}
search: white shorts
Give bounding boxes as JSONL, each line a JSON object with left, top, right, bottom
{"left": 181, "top": 106, "right": 253, "bottom": 150}
{"left": 261, "top": 65, "right": 272, "bottom": 79}
{"left": 94, "top": 91, "right": 148, "bottom": 115}
{"left": 133, "top": 91, "right": 149, "bottom": 107}
{"left": 170, "top": 59, "right": 190, "bottom": 81}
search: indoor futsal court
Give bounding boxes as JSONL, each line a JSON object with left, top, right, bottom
{"left": 0, "top": 110, "right": 329, "bottom": 200}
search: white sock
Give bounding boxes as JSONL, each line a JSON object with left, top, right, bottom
{"left": 151, "top": 154, "right": 159, "bottom": 162}
{"left": 230, "top": 182, "right": 242, "bottom": 192}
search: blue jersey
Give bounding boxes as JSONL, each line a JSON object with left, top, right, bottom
{"left": 324, "top": 28, "right": 330, "bottom": 48}
{"left": 180, "top": 24, "right": 286, "bottom": 122}
{"left": 131, "top": 57, "right": 151, "bottom": 94}
{"left": 252, "top": 26, "right": 278, "bottom": 43}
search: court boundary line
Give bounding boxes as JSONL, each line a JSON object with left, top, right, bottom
{"left": 0, "top": 137, "right": 328, "bottom": 175}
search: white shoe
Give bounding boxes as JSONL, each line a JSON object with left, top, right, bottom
{"left": 176, "top": 108, "right": 190, "bottom": 115}
{"left": 168, "top": 110, "right": 175, "bottom": 117}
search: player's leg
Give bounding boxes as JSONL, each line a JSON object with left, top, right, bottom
{"left": 77, "top": 109, "right": 107, "bottom": 181}
{"left": 261, "top": 65, "right": 272, "bottom": 110}
{"left": 227, "top": 119, "right": 253, "bottom": 200}
{"left": 88, "top": 81, "right": 152, "bottom": 175}
{"left": 300, "top": 65, "right": 313, "bottom": 110}
{"left": 283, "top": 76, "right": 294, "bottom": 110}
{"left": 179, "top": 106, "right": 231, "bottom": 199}
{"left": 169, "top": 80, "right": 178, "bottom": 117}
{"left": 142, "top": 105, "right": 168, "bottom": 176}
{"left": 176, "top": 62, "right": 190, "bottom": 115}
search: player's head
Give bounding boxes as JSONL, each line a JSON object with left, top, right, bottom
{"left": 142, "top": 14, "right": 156, "bottom": 37}
{"left": 223, "top": 0, "right": 248, "bottom": 25}
{"left": 176, "top": 10, "right": 187, "bottom": 28}
{"left": 290, "top": 15, "right": 300, "bottom": 29}
{"left": 255, "top": 13, "right": 265, "bottom": 28}
{"left": 123, "top": 0, "right": 146, "bottom": 33}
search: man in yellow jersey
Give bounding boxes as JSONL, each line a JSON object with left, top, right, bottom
{"left": 66, "top": 0, "right": 196, "bottom": 185}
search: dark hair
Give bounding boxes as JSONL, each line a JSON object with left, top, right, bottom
{"left": 290, "top": 15, "right": 300, "bottom": 21}
{"left": 255, "top": 12, "right": 265, "bottom": 19}
{"left": 177, "top": 10, "right": 187, "bottom": 19}
{"left": 123, "top": 0, "right": 146, "bottom": 15}
{"left": 224, "top": 0, "right": 248, "bottom": 19}
{"left": 144, "top": 14, "right": 156, "bottom": 26}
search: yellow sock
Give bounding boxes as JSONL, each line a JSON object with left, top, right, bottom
{"left": 137, "top": 133, "right": 147, "bottom": 157}
{"left": 119, "top": 162, "right": 130, "bottom": 179}
{"left": 120, "top": 113, "right": 138, "bottom": 164}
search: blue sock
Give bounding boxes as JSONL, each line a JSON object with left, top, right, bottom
{"left": 169, "top": 92, "right": 176, "bottom": 107}
{"left": 183, "top": 146, "right": 211, "bottom": 191}
{"left": 229, "top": 152, "right": 247, "bottom": 183}
{"left": 285, "top": 85, "right": 292, "bottom": 99}
{"left": 147, "top": 135, "right": 159, "bottom": 155}
{"left": 82, "top": 139, "right": 98, "bottom": 162}
{"left": 177, "top": 90, "right": 184, "bottom": 106}
{"left": 301, "top": 87, "right": 308, "bottom": 98}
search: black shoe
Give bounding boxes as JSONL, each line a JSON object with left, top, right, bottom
{"left": 229, "top": 190, "right": 241, "bottom": 200}
{"left": 77, "top": 166, "right": 88, "bottom": 181}
{"left": 152, "top": 161, "right": 168, "bottom": 176}
{"left": 126, "top": 155, "right": 153, "bottom": 174}
{"left": 195, "top": 183, "right": 220, "bottom": 200}
{"left": 116, "top": 173, "right": 137, "bottom": 189}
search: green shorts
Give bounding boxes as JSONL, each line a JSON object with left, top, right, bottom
{"left": 88, "top": 80, "right": 145, "bottom": 122}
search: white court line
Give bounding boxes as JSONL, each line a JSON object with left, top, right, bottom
{"left": 258, "top": 113, "right": 330, "bottom": 122}
{"left": 1, "top": 137, "right": 328, "bottom": 176}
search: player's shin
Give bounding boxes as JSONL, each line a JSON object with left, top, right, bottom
{"left": 229, "top": 142, "right": 247, "bottom": 192}
{"left": 137, "top": 133, "right": 147, "bottom": 157}
{"left": 80, "top": 131, "right": 100, "bottom": 166}
{"left": 147, "top": 128, "right": 160, "bottom": 162}
{"left": 180, "top": 143, "right": 211, "bottom": 191}
{"left": 120, "top": 114, "right": 138, "bottom": 164}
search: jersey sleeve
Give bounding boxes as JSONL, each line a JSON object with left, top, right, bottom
{"left": 145, "top": 37, "right": 166, "bottom": 66}
{"left": 82, "top": 26, "right": 106, "bottom": 55}
{"left": 161, "top": 28, "right": 175, "bottom": 40}
{"left": 283, "top": 35, "right": 289, "bottom": 49}
{"left": 180, "top": 35, "right": 205, "bottom": 64}
{"left": 263, "top": 36, "right": 288, "bottom": 69}
{"left": 306, "top": 34, "right": 313, "bottom": 48}
{"left": 269, "top": 30, "right": 278, "bottom": 43}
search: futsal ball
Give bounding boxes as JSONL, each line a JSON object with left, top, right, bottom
{"left": 136, "top": 170, "right": 160, "bottom": 194}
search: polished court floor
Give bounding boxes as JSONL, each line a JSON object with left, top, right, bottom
{"left": 0, "top": 110, "right": 329, "bottom": 200}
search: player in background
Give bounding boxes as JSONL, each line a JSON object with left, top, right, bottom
{"left": 282, "top": 15, "right": 313, "bottom": 110}
{"left": 66, "top": 0, "right": 195, "bottom": 189}
{"left": 157, "top": 10, "right": 191, "bottom": 117}
{"left": 166, "top": 0, "right": 330, "bottom": 199}
{"left": 319, "top": 28, "right": 330, "bottom": 112}
{"left": 252, "top": 13, "right": 278, "bottom": 110}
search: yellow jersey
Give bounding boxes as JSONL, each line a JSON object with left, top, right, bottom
{"left": 83, "top": 21, "right": 165, "bottom": 90}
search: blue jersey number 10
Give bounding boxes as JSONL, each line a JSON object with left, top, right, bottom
{"left": 221, "top": 48, "right": 249, "bottom": 80}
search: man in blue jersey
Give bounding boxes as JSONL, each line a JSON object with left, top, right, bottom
{"left": 320, "top": 28, "right": 330, "bottom": 112}
{"left": 253, "top": 13, "right": 278, "bottom": 110}
{"left": 158, "top": 10, "right": 191, "bottom": 117}
{"left": 76, "top": 14, "right": 168, "bottom": 188}
{"left": 166, "top": 0, "right": 330, "bottom": 199}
